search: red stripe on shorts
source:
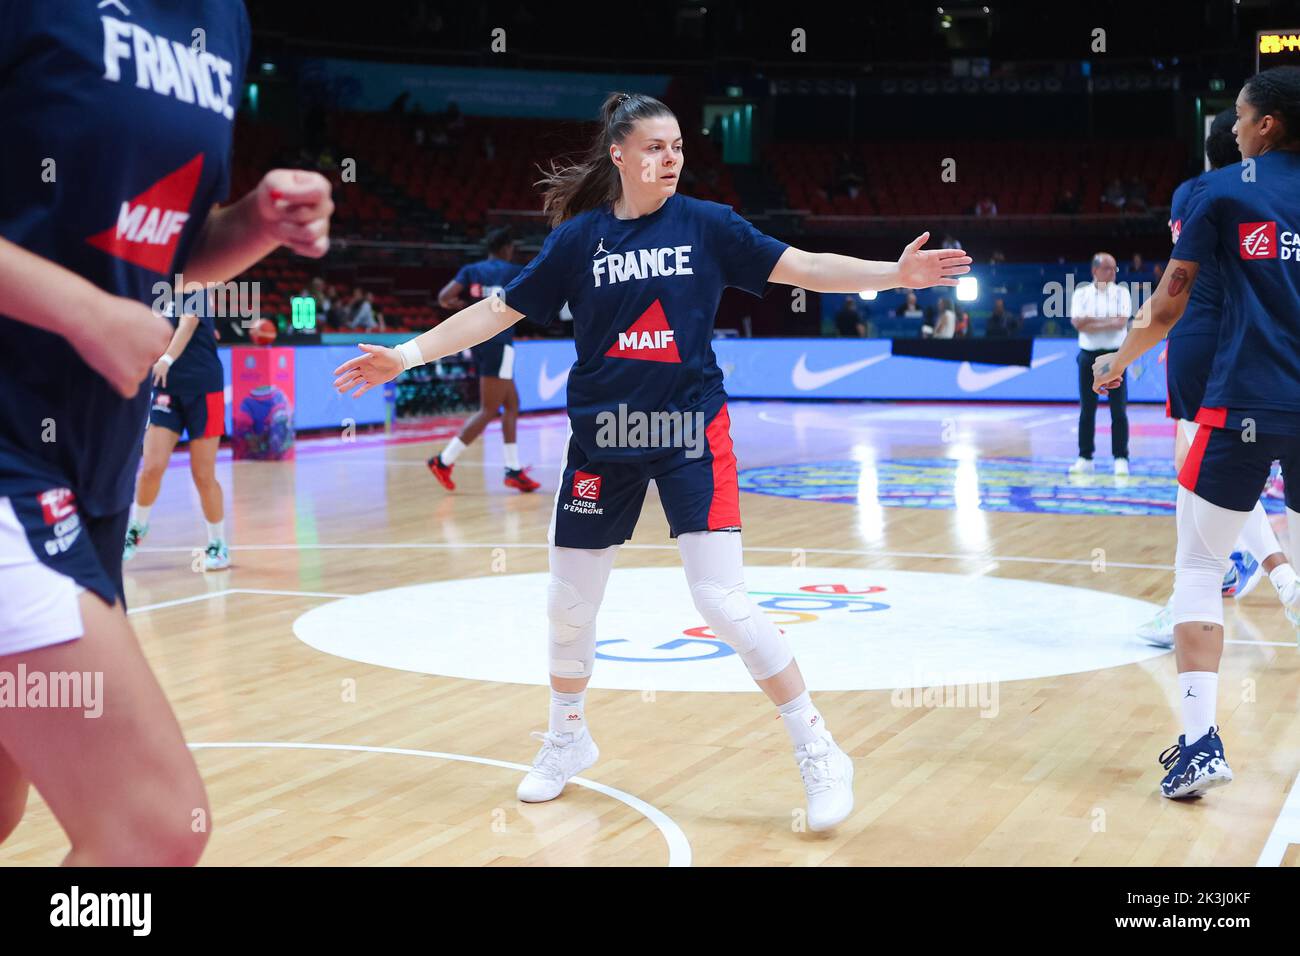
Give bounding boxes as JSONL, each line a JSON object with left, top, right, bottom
{"left": 1193, "top": 406, "right": 1228, "bottom": 428}
{"left": 202, "top": 391, "right": 226, "bottom": 438}
{"left": 706, "top": 404, "right": 741, "bottom": 529}
{"left": 1178, "top": 421, "right": 1214, "bottom": 492}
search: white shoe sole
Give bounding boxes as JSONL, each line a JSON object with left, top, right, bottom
{"left": 1162, "top": 763, "right": 1234, "bottom": 800}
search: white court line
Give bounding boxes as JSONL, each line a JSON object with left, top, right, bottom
{"left": 136, "top": 541, "right": 1177, "bottom": 571}
{"left": 187, "top": 741, "right": 692, "bottom": 867}
{"left": 1256, "top": 770, "right": 1300, "bottom": 866}
{"left": 128, "top": 587, "right": 352, "bottom": 615}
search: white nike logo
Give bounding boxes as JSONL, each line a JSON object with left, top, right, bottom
{"left": 537, "top": 360, "right": 570, "bottom": 400}
{"left": 955, "top": 353, "right": 1063, "bottom": 392}
{"left": 790, "top": 353, "right": 890, "bottom": 391}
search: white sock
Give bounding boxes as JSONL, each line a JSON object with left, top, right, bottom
{"left": 503, "top": 443, "right": 520, "bottom": 471}
{"left": 1178, "top": 671, "right": 1218, "bottom": 743}
{"left": 1235, "top": 501, "right": 1282, "bottom": 564}
{"left": 779, "top": 690, "right": 829, "bottom": 747}
{"left": 132, "top": 503, "right": 152, "bottom": 527}
{"left": 1269, "top": 563, "right": 1298, "bottom": 605}
{"left": 441, "top": 436, "right": 467, "bottom": 465}
{"left": 549, "top": 690, "right": 586, "bottom": 736}
{"left": 206, "top": 519, "right": 224, "bottom": 544}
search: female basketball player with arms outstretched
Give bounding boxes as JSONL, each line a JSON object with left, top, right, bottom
{"left": 335, "top": 93, "right": 969, "bottom": 830}
{"left": 1093, "top": 67, "right": 1300, "bottom": 799}
{"left": 0, "top": 0, "right": 332, "bottom": 864}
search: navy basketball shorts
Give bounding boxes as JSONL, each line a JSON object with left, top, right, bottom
{"left": 1179, "top": 418, "right": 1300, "bottom": 513}
{"left": 0, "top": 484, "right": 128, "bottom": 655}
{"left": 1164, "top": 332, "right": 1216, "bottom": 422}
{"left": 550, "top": 405, "right": 742, "bottom": 550}
{"left": 472, "top": 341, "right": 515, "bottom": 380}
{"left": 150, "top": 388, "right": 225, "bottom": 439}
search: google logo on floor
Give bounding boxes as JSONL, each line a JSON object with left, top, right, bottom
{"left": 595, "top": 584, "right": 890, "bottom": 663}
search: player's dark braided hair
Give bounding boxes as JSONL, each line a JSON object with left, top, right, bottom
{"left": 485, "top": 226, "right": 513, "bottom": 255}
{"left": 1242, "top": 66, "right": 1300, "bottom": 148}
{"left": 538, "top": 92, "right": 675, "bottom": 226}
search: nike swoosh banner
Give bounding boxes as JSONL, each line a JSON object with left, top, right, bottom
{"left": 504, "top": 338, "right": 1167, "bottom": 410}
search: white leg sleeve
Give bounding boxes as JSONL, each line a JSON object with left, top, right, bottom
{"left": 1234, "top": 500, "right": 1283, "bottom": 561}
{"left": 677, "top": 530, "right": 793, "bottom": 681}
{"left": 547, "top": 544, "right": 618, "bottom": 680}
{"left": 1173, "top": 486, "right": 1252, "bottom": 627}
{"left": 1288, "top": 509, "right": 1300, "bottom": 568}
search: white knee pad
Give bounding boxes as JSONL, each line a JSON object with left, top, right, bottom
{"left": 691, "top": 580, "right": 792, "bottom": 680}
{"left": 547, "top": 576, "right": 598, "bottom": 679}
{"left": 1173, "top": 486, "right": 1251, "bottom": 627}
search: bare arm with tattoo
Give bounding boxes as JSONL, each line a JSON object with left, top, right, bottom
{"left": 1090, "top": 259, "right": 1199, "bottom": 393}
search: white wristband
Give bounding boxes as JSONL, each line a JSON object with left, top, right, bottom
{"left": 396, "top": 339, "right": 425, "bottom": 371}
{"left": 159, "top": 354, "right": 174, "bottom": 366}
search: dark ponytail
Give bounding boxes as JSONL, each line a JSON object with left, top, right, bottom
{"left": 538, "top": 92, "right": 675, "bottom": 226}
{"left": 1242, "top": 66, "right": 1300, "bottom": 147}
{"left": 1205, "top": 109, "right": 1240, "bottom": 170}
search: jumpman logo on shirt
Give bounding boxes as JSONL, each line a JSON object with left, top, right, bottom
{"left": 594, "top": 238, "right": 609, "bottom": 257}
{"left": 1184, "top": 688, "right": 1197, "bottom": 698}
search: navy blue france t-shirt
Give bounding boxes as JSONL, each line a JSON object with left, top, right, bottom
{"left": 1171, "top": 150, "right": 1300, "bottom": 436}
{"left": 0, "top": 0, "right": 249, "bottom": 515}
{"left": 1167, "top": 175, "right": 1223, "bottom": 340}
{"left": 161, "top": 288, "right": 224, "bottom": 395}
{"left": 501, "top": 194, "right": 789, "bottom": 462}
{"left": 454, "top": 257, "right": 523, "bottom": 348}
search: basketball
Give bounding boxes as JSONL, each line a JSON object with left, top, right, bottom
{"left": 250, "top": 318, "right": 277, "bottom": 345}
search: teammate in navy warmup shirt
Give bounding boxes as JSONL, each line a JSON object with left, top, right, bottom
{"left": 1092, "top": 67, "right": 1300, "bottom": 800}
{"left": 335, "top": 92, "right": 970, "bottom": 831}
{"left": 429, "top": 227, "right": 541, "bottom": 493}
{"left": 1136, "top": 110, "right": 1298, "bottom": 647}
{"left": 0, "top": 0, "right": 332, "bottom": 864}
{"left": 122, "top": 286, "right": 232, "bottom": 570}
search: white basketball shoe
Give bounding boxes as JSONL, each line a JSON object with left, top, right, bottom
{"left": 517, "top": 729, "right": 599, "bottom": 803}
{"left": 795, "top": 735, "right": 855, "bottom": 831}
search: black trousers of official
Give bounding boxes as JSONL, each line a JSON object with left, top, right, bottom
{"left": 1076, "top": 348, "right": 1129, "bottom": 460}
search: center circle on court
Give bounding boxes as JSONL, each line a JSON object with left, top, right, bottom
{"left": 292, "top": 567, "right": 1167, "bottom": 692}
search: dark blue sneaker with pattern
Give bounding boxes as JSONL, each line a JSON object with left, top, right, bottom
{"left": 1159, "top": 727, "right": 1233, "bottom": 799}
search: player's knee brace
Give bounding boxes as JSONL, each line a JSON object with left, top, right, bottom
{"left": 1172, "top": 488, "right": 1244, "bottom": 627}
{"left": 690, "top": 581, "right": 792, "bottom": 680}
{"left": 547, "top": 576, "right": 598, "bottom": 679}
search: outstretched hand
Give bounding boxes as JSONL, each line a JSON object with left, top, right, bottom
{"left": 333, "top": 343, "right": 403, "bottom": 398}
{"left": 896, "top": 232, "right": 972, "bottom": 289}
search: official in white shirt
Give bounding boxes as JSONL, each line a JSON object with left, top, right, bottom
{"left": 1069, "top": 252, "right": 1131, "bottom": 476}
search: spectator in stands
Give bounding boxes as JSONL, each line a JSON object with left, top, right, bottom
{"left": 974, "top": 196, "right": 998, "bottom": 217}
{"left": 954, "top": 310, "right": 970, "bottom": 338}
{"left": 1069, "top": 251, "right": 1131, "bottom": 475}
{"left": 347, "top": 287, "right": 377, "bottom": 331}
{"left": 895, "top": 291, "right": 924, "bottom": 321}
{"left": 1128, "top": 252, "right": 1148, "bottom": 275}
{"left": 1054, "top": 188, "right": 1081, "bottom": 214}
{"left": 940, "top": 234, "right": 962, "bottom": 250}
{"left": 931, "top": 298, "right": 956, "bottom": 339}
{"left": 986, "top": 299, "right": 1021, "bottom": 337}
{"left": 834, "top": 296, "right": 866, "bottom": 337}
{"left": 1101, "top": 178, "right": 1126, "bottom": 210}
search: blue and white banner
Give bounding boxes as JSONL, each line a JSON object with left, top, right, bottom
{"left": 219, "top": 345, "right": 388, "bottom": 432}
{"left": 510, "top": 338, "right": 1167, "bottom": 411}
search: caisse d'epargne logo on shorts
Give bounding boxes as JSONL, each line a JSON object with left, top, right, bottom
{"left": 564, "top": 471, "right": 604, "bottom": 516}
{"left": 37, "top": 488, "right": 81, "bottom": 556}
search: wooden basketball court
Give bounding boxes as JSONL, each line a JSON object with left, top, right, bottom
{"left": 2, "top": 400, "right": 1297, "bottom": 866}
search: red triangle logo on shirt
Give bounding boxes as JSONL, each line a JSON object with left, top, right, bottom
{"left": 86, "top": 153, "right": 205, "bottom": 274}
{"left": 604, "top": 299, "right": 681, "bottom": 363}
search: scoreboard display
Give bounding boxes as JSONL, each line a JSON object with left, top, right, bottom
{"left": 1257, "top": 30, "right": 1300, "bottom": 71}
